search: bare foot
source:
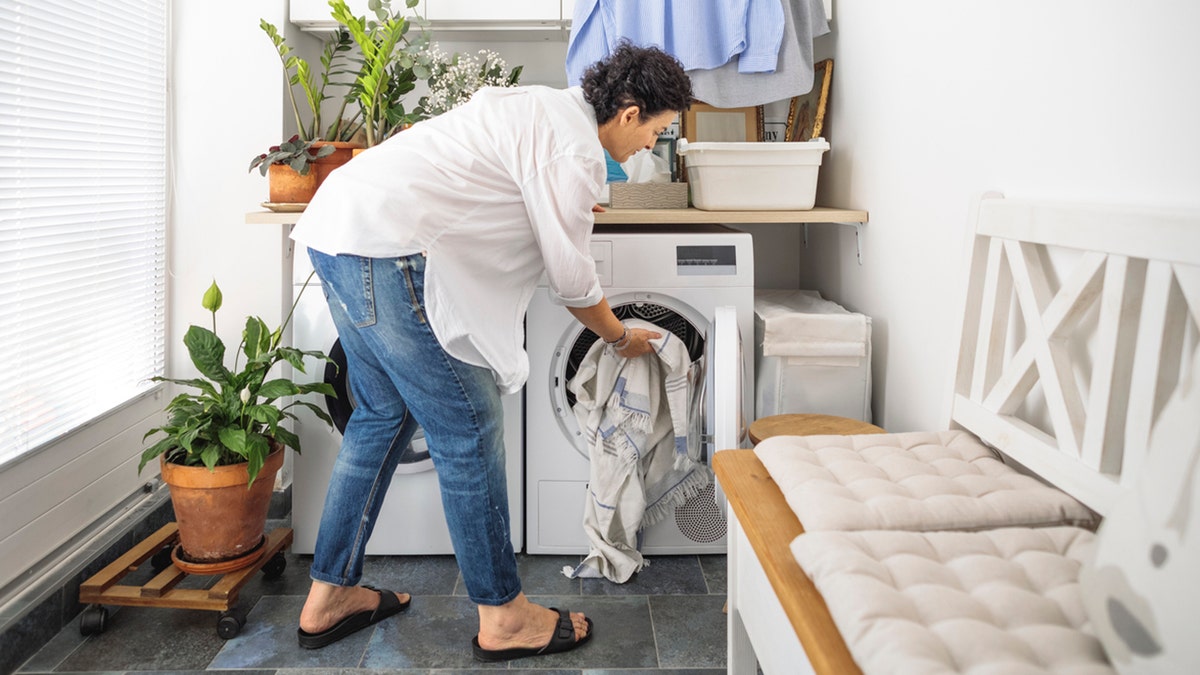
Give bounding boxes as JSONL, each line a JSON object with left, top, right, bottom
{"left": 475, "top": 592, "right": 589, "bottom": 651}
{"left": 299, "top": 581, "right": 411, "bottom": 634}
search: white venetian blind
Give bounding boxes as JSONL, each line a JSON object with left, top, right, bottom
{"left": 0, "top": 0, "right": 167, "bottom": 465}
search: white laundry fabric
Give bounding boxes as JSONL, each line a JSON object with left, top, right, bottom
{"left": 564, "top": 319, "right": 709, "bottom": 582}
{"left": 755, "top": 430, "right": 1098, "bottom": 532}
{"left": 754, "top": 289, "right": 868, "bottom": 361}
{"left": 792, "top": 526, "right": 1115, "bottom": 675}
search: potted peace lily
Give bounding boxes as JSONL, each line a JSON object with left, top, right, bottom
{"left": 140, "top": 280, "right": 333, "bottom": 571}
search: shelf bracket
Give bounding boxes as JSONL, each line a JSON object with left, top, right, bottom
{"left": 801, "top": 222, "right": 865, "bottom": 265}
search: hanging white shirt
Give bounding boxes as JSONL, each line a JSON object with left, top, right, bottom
{"left": 290, "top": 86, "right": 607, "bottom": 394}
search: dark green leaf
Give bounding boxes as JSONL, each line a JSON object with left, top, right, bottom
{"left": 184, "top": 326, "right": 230, "bottom": 383}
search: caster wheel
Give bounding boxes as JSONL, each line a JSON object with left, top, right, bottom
{"left": 262, "top": 551, "right": 287, "bottom": 580}
{"left": 79, "top": 605, "right": 108, "bottom": 636}
{"left": 217, "top": 611, "right": 244, "bottom": 639}
{"left": 150, "top": 547, "right": 172, "bottom": 572}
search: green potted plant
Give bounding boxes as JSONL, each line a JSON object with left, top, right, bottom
{"left": 259, "top": 19, "right": 362, "bottom": 185}
{"left": 248, "top": 134, "right": 335, "bottom": 204}
{"left": 330, "top": 0, "right": 433, "bottom": 147}
{"left": 139, "top": 280, "right": 334, "bottom": 571}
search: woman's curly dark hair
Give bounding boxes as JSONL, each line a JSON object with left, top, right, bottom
{"left": 581, "top": 42, "right": 692, "bottom": 124}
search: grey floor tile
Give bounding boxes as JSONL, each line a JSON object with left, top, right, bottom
{"left": 451, "top": 554, "right": 583, "bottom": 598}
{"left": 10, "top": 517, "right": 734, "bottom": 673}
{"left": 585, "top": 670, "right": 723, "bottom": 675}
{"left": 8, "top": 591, "right": 70, "bottom": 674}
{"left": 208, "top": 595, "right": 371, "bottom": 669}
{"left": 133, "top": 671, "right": 276, "bottom": 675}
{"left": 580, "top": 556, "right": 707, "bottom": 596}
{"left": 517, "top": 595, "right": 658, "bottom": 670}
{"left": 649, "top": 595, "right": 727, "bottom": 669}
{"left": 698, "top": 555, "right": 727, "bottom": 594}
{"left": 53, "top": 602, "right": 231, "bottom": 672}
{"left": 360, "top": 595, "right": 502, "bottom": 670}
{"left": 518, "top": 554, "right": 584, "bottom": 597}
{"left": 14, "top": 611, "right": 89, "bottom": 673}
{"left": 360, "top": 555, "right": 462, "bottom": 597}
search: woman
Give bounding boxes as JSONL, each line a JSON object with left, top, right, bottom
{"left": 288, "top": 43, "right": 692, "bottom": 661}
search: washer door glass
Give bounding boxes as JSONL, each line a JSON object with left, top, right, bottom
{"left": 325, "top": 339, "right": 433, "bottom": 474}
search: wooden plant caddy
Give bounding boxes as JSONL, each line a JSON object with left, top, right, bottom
{"left": 78, "top": 522, "right": 292, "bottom": 639}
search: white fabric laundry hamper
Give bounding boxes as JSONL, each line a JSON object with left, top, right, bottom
{"left": 753, "top": 289, "right": 872, "bottom": 422}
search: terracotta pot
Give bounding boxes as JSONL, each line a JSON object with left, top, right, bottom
{"left": 311, "top": 140, "right": 362, "bottom": 189}
{"left": 160, "top": 444, "right": 285, "bottom": 570}
{"left": 267, "top": 163, "right": 318, "bottom": 204}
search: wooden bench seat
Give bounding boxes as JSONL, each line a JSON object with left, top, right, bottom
{"left": 715, "top": 194, "right": 1200, "bottom": 674}
{"left": 714, "top": 449, "right": 858, "bottom": 675}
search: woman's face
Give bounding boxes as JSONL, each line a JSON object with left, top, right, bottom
{"left": 600, "top": 107, "right": 677, "bottom": 163}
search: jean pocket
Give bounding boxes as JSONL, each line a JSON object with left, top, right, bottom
{"left": 310, "top": 249, "right": 377, "bottom": 328}
{"left": 398, "top": 255, "right": 428, "bottom": 325}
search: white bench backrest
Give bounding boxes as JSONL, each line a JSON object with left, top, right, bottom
{"left": 950, "top": 194, "right": 1200, "bottom": 514}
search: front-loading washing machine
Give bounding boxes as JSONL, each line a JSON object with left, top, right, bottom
{"left": 289, "top": 252, "right": 524, "bottom": 555}
{"left": 525, "top": 223, "right": 754, "bottom": 555}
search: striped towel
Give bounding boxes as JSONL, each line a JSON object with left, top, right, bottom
{"left": 564, "top": 319, "right": 710, "bottom": 582}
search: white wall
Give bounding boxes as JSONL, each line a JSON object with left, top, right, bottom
{"left": 171, "top": 1, "right": 299, "bottom": 482}
{"left": 804, "top": 0, "right": 1200, "bottom": 431}
{"left": 172, "top": 1, "right": 294, "bottom": 351}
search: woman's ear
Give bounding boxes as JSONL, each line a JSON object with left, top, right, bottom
{"left": 620, "top": 106, "right": 641, "bottom": 126}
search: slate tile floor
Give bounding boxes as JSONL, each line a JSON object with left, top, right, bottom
{"left": 16, "top": 518, "right": 728, "bottom": 674}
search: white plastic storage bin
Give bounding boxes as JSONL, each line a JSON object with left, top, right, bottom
{"left": 677, "top": 139, "right": 829, "bottom": 210}
{"left": 754, "top": 289, "right": 872, "bottom": 422}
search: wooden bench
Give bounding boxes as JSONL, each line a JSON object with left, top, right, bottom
{"left": 715, "top": 194, "right": 1200, "bottom": 674}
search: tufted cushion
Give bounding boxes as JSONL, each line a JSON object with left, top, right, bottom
{"left": 793, "top": 526, "right": 1114, "bottom": 675}
{"left": 756, "top": 430, "right": 1097, "bottom": 532}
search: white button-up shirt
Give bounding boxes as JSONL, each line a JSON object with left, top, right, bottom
{"left": 291, "top": 86, "right": 607, "bottom": 394}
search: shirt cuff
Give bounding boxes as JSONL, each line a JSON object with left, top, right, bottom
{"left": 550, "top": 279, "right": 605, "bottom": 308}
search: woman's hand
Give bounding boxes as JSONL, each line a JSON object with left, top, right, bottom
{"left": 614, "top": 327, "right": 661, "bottom": 358}
{"left": 566, "top": 298, "right": 660, "bottom": 358}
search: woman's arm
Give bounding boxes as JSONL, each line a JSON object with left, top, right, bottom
{"left": 566, "top": 297, "right": 661, "bottom": 358}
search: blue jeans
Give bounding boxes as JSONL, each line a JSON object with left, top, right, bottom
{"left": 306, "top": 249, "right": 520, "bottom": 606}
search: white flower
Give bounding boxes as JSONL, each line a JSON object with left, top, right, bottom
{"left": 240, "top": 387, "right": 251, "bottom": 405}
{"left": 419, "top": 47, "right": 521, "bottom": 118}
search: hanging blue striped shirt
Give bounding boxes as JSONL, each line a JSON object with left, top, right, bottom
{"left": 566, "top": 0, "right": 785, "bottom": 86}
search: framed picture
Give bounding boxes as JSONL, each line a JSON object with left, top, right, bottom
{"left": 786, "top": 58, "right": 833, "bottom": 141}
{"left": 680, "top": 102, "right": 764, "bottom": 181}
{"left": 682, "top": 102, "right": 765, "bottom": 143}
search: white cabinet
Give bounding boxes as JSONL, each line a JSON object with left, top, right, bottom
{"left": 291, "top": 0, "right": 570, "bottom": 35}
{"left": 290, "top": 0, "right": 372, "bottom": 30}
{"left": 423, "top": 0, "right": 561, "bottom": 23}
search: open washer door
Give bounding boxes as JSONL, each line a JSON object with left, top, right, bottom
{"left": 324, "top": 339, "right": 433, "bottom": 475}
{"left": 704, "top": 305, "right": 744, "bottom": 512}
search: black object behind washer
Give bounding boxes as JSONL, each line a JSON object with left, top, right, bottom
{"left": 323, "top": 339, "right": 430, "bottom": 466}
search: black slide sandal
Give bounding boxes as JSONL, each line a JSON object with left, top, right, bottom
{"left": 471, "top": 607, "right": 594, "bottom": 662}
{"left": 297, "top": 585, "right": 411, "bottom": 649}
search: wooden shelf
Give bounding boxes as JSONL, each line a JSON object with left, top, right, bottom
{"left": 595, "top": 206, "right": 867, "bottom": 224}
{"left": 246, "top": 206, "right": 867, "bottom": 226}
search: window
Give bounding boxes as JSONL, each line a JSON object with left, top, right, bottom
{"left": 0, "top": 1, "right": 168, "bottom": 465}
